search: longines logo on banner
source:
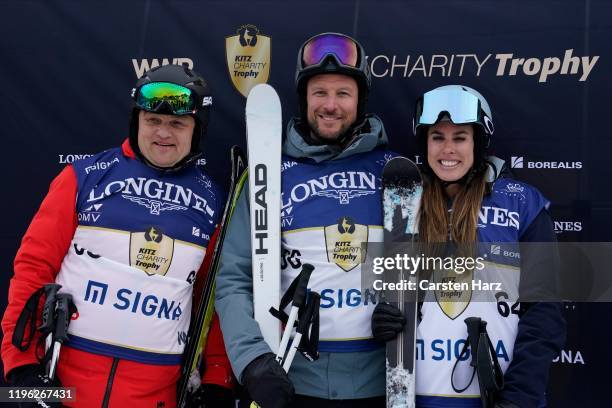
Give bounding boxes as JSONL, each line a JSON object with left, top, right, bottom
{"left": 369, "top": 49, "right": 599, "bottom": 83}
{"left": 132, "top": 58, "right": 194, "bottom": 78}
{"left": 554, "top": 221, "right": 583, "bottom": 234}
{"left": 59, "top": 154, "right": 93, "bottom": 164}
{"left": 510, "top": 156, "right": 583, "bottom": 170}
{"left": 226, "top": 24, "right": 271, "bottom": 97}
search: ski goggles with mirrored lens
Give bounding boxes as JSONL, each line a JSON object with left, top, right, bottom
{"left": 414, "top": 88, "right": 492, "bottom": 133}
{"left": 133, "top": 82, "right": 196, "bottom": 115}
{"left": 301, "top": 33, "right": 359, "bottom": 69}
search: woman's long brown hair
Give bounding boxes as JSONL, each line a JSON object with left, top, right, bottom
{"left": 418, "top": 170, "right": 487, "bottom": 244}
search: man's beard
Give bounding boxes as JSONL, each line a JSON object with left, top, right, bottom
{"left": 307, "top": 116, "right": 353, "bottom": 144}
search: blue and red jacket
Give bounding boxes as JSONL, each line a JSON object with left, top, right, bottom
{"left": 1, "top": 140, "right": 235, "bottom": 407}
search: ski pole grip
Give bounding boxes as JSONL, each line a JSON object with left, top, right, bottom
{"left": 53, "top": 294, "right": 74, "bottom": 343}
{"left": 293, "top": 264, "right": 314, "bottom": 309}
{"left": 464, "top": 317, "right": 483, "bottom": 368}
{"left": 297, "top": 292, "right": 319, "bottom": 335}
{"left": 38, "top": 284, "right": 62, "bottom": 333}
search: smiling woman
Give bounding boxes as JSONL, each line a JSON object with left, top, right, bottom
{"left": 426, "top": 121, "right": 474, "bottom": 197}
{"left": 409, "top": 85, "right": 566, "bottom": 408}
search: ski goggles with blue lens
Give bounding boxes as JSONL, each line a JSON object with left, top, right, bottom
{"left": 414, "top": 88, "right": 493, "bottom": 134}
{"left": 133, "top": 82, "right": 196, "bottom": 115}
{"left": 300, "top": 33, "right": 360, "bottom": 69}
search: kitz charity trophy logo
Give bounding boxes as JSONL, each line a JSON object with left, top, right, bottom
{"left": 225, "top": 24, "right": 271, "bottom": 97}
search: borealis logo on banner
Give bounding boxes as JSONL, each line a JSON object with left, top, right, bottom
{"left": 132, "top": 58, "right": 194, "bottom": 78}
{"left": 225, "top": 24, "right": 271, "bottom": 97}
{"left": 510, "top": 156, "right": 583, "bottom": 170}
{"left": 368, "top": 49, "right": 599, "bottom": 83}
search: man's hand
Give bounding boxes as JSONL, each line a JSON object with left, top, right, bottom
{"left": 242, "top": 353, "right": 294, "bottom": 408}
{"left": 371, "top": 302, "right": 406, "bottom": 342}
{"left": 191, "top": 384, "right": 235, "bottom": 408}
{"left": 7, "top": 364, "right": 62, "bottom": 408}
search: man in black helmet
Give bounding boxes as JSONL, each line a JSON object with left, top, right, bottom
{"left": 215, "top": 33, "right": 397, "bottom": 408}
{"left": 128, "top": 64, "right": 212, "bottom": 170}
{"left": 1, "top": 64, "right": 235, "bottom": 407}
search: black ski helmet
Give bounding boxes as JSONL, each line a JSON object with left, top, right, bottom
{"left": 129, "top": 64, "right": 212, "bottom": 170}
{"left": 413, "top": 85, "right": 494, "bottom": 181}
{"left": 295, "top": 32, "right": 372, "bottom": 128}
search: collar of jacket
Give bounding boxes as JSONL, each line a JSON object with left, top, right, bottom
{"left": 282, "top": 114, "right": 389, "bottom": 163}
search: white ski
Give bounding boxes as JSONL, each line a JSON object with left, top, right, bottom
{"left": 382, "top": 157, "right": 423, "bottom": 408}
{"left": 246, "top": 84, "right": 282, "bottom": 354}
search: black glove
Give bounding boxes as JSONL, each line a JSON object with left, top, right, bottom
{"left": 371, "top": 302, "right": 406, "bottom": 342}
{"left": 190, "top": 384, "right": 235, "bottom": 408}
{"left": 494, "top": 400, "right": 520, "bottom": 408}
{"left": 242, "top": 353, "right": 294, "bottom": 408}
{"left": 7, "top": 364, "right": 62, "bottom": 408}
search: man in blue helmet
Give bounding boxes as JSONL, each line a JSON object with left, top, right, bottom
{"left": 215, "top": 33, "right": 397, "bottom": 408}
{"left": 2, "top": 64, "right": 235, "bottom": 407}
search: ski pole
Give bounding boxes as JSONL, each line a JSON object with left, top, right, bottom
{"left": 38, "top": 284, "right": 62, "bottom": 371}
{"left": 48, "top": 293, "right": 75, "bottom": 380}
{"left": 249, "top": 293, "right": 320, "bottom": 408}
{"left": 464, "top": 317, "right": 503, "bottom": 408}
{"left": 250, "top": 271, "right": 319, "bottom": 408}
{"left": 282, "top": 292, "right": 320, "bottom": 372}
{"left": 275, "top": 264, "right": 314, "bottom": 365}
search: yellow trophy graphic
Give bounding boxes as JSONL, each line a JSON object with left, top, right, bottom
{"left": 434, "top": 266, "right": 473, "bottom": 319}
{"left": 225, "top": 24, "right": 271, "bottom": 97}
{"left": 325, "top": 216, "right": 368, "bottom": 272}
{"left": 129, "top": 226, "right": 174, "bottom": 276}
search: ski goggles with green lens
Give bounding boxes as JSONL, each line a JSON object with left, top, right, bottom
{"left": 300, "top": 33, "right": 360, "bottom": 69}
{"left": 133, "top": 82, "right": 197, "bottom": 115}
{"left": 414, "top": 88, "right": 493, "bottom": 134}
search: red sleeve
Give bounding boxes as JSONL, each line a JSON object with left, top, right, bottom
{"left": 194, "top": 226, "right": 236, "bottom": 389}
{"left": 202, "top": 313, "right": 236, "bottom": 389}
{"left": 1, "top": 166, "right": 78, "bottom": 377}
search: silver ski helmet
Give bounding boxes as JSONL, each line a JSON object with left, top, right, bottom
{"left": 295, "top": 32, "right": 372, "bottom": 126}
{"left": 413, "top": 85, "right": 494, "bottom": 178}
{"left": 129, "top": 64, "right": 212, "bottom": 169}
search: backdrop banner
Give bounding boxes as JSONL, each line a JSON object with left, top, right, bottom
{"left": 1, "top": 1, "right": 609, "bottom": 405}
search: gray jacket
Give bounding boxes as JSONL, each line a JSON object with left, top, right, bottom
{"left": 215, "top": 115, "right": 390, "bottom": 399}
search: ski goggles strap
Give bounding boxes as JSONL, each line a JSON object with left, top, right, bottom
{"left": 133, "top": 81, "right": 197, "bottom": 115}
{"left": 414, "top": 88, "right": 494, "bottom": 134}
{"left": 301, "top": 33, "right": 360, "bottom": 69}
